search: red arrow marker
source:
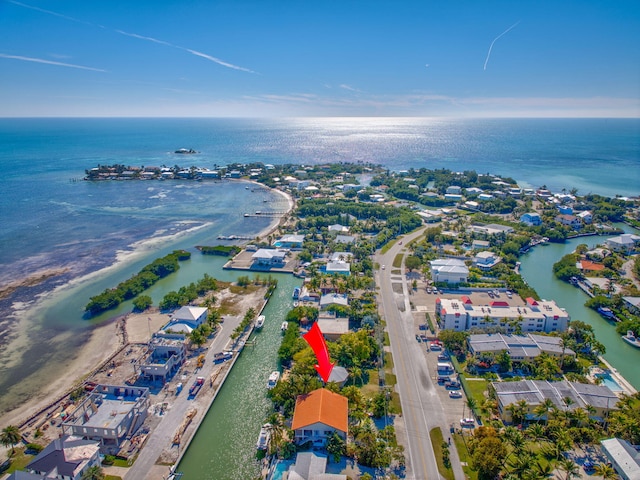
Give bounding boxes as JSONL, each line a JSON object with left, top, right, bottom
{"left": 303, "top": 322, "right": 335, "bottom": 383}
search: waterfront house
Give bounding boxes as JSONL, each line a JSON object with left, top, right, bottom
{"left": 555, "top": 214, "right": 582, "bottom": 229}
{"left": 444, "top": 193, "right": 463, "bottom": 203}
{"left": 577, "top": 210, "right": 593, "bottom": 224}
{"left": 606, "top": 234, "right": 640, "bottom": 254}
{"left": 251, "top": 248, "right": 287, "bottom": 267}
{"left": 622, "top": 296, "right": 640, "bottom": 315}
{"left": 477, "top": 193, "right": 494, "bottom": 201}
{"left": 577, "top": 260, "right": 605, "bottom": 273}
{"left": 273, "top": 234, "right": 305, "bottom": 249}
{"left": 600, "top": 438, "right": 640, "bottom": 480}
{"left": 61, "top": 385, "right": 149, "bottom": 454}
{"left": 317, "top": 313, "right": 349, "bottom": 341}
{"left": 139, "top": 334, "right": 187, "bottom": 383}
{"left": 467, "top": 333, "right": 575, "bottom": 363}
{"left": 520, "top": 212, "right": 542, "bottom": 226}
{"left": 446, "top": 185, "right": 462, "bottom": 194}
{"left": 162, "top": 306, "right": 208, "bottom": 334}
{"left": 287, "top": 452, "right": 347, "bottom": 480}
{"left": 430, "top": 259, "right": 469, "bottom": 284}
{"left": 22, "top": 436, "right": 101, "bottom": 480}
{"left": 292, "top": 388, "right": 348, "bottom": 446}
{"left": 325, "top": 261, "right": 350, "bottom": 276}
{"left": 492, "top": 380, "right": 617, "bottom": 424}
{"left": 473, "top": 251, "right": 502, "bottom": 271}
{"left": 319, "top": 293, "right": 349, "bottom": 310}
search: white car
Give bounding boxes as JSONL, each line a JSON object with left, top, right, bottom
{"left": 449, "top": 390, "right": 462, "bottom": 398}
{"left": 381, "top": 265, "right": 385, "bottom": 270}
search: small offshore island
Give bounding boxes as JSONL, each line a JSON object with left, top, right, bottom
{"left": 3, "top": 161, "right": 640, "bottom": 480}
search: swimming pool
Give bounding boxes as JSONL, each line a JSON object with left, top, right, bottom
{"left": 595, "top": 372, "right": 623, "bottom": 392}
{"left": 269, "top": 460, "right": 293, "bottom": 480}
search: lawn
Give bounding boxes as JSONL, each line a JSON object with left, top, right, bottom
{"left": 430, "top": 427, "right": 455, "bottom": 480}
{"left": 453, "top": 433, "right": 478, "bottom": 480}
{"left": 0, "top": 448, "right": 35, "bottom": 476}
{"left": 392, "top": 253, "right": 403, "bottom": 268}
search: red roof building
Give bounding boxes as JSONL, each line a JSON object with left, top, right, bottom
{"left": 292, "top": 388, "right": 348, "bottom": 446}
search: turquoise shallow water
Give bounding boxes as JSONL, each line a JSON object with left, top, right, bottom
{"left": 0, "top": 116, "right": 637, "bottom": 440}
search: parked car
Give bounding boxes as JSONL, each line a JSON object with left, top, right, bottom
{"left": 437, "top": 376, "right": 450, "bottom": 384}
{"left": 437, "top": 353, "right": 450, "bottom": 361}
{"left": 446, "top": 381, "right": 461, "bottom": 389}
{"left": 460, "top": 417, "right": 475, "bottom": 426}
{"left": 449, "top": 390, "right": 462, "bottom": 398}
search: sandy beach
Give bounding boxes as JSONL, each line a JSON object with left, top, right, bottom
{"left": 0, "top": 183, "right": 294, "bottom": 432}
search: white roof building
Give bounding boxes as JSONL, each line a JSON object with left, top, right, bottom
{"left": 468, "top": 333, "right": 575, "bottom": 362}
{"left": 436, "top": 296, "right": 570, "bottom": 333}
{"left": 601, "top": 438, "right": 640, "bottom": 480}
{"left": 325, "top": 262, "right": 350, "bottom": 275}
{"left": 430, "top": 259, "right": 469, "bottom": 284}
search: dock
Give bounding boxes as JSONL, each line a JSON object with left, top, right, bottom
{"left": 244, "top": 211, "right": 288, "bottom": 217}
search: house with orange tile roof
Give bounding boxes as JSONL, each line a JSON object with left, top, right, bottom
{"left": 578, "top": 259, "right": 605, "bottom": 273}
{"left": 291, "top": 388, "right": 348, "bottom": 446}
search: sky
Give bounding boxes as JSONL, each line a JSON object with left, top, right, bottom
{"left": 1, "top": 0, "right": 639, "bottom": 117}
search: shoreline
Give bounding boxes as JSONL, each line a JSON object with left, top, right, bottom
{"left": 0, "top": 181, "right": 294, "bottom": 430}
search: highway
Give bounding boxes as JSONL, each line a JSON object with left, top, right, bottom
{"left": 376, "top": 228, "right": 465, "bottom": 480}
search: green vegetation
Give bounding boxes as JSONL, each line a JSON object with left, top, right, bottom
{"left": 430, "top": 427, "right": 455, "bottom": 480}
{"left": 132, "top": 295, "right": 152, "bottom": 312}
{"left": 85, "top": 250, "right": 190, "bottom": 315}
{"left": 159, "top": 273, "right": 218, "bottom": 311}
{"left": 197, "top": 245, "right": 241, "bottom": 256}
{"left": 0, "top": 425, "right": 22, "bottom": 455}
{"left": 231, "top": 307, "right": 257, "bottom": 340}
{"left": 552, "top": 253, "right": 581, "bottom": 281}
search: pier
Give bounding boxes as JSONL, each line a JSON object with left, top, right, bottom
{"left": 243, "top": 210, "right": 288, "bottom": 217}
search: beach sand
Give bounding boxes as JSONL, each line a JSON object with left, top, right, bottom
{"left": 0, "top": 183, "right": 294, "bottom": 431}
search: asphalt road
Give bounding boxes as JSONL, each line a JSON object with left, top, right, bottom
{"left": 125, "top": 313, "right": 245, "bottom": 480}
{"left": 376, "top": 229, "right": 465, "bottom": 480}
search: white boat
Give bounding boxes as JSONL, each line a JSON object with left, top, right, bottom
{"left": 267, "top": 371, "right": 280, "bottom": 389}
{"left": 292, "top": 287, "right": 301, "bottom": 299}
{"left": 622, "top": 330, "right": 640, "bottom": 348}
{"left": 281, "top": 321, "right": 288, "bottom": 332}
{"left": 255, "top": 315, "right": 265, "bottom": 329}
{"left": 256, "top": 423, "right": 271, "bottom": 450}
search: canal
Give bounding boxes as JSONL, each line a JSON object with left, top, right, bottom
{"left": 519, "top": 229, "right": 640, "bottom": 390}
{"left": 177, "top": 272, "right": 300, "bottom": 479}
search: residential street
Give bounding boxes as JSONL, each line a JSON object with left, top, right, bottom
{"left": 376, "top": 228, "right": 465, "bottom": 480}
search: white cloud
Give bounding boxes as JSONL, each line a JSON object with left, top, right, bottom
{"left": 0, "top": 53, "right": 107, "bottom": 72}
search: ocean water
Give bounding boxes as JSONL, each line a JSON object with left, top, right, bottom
{"left": 0, "top": 117, "right": 638, "bottom": 415}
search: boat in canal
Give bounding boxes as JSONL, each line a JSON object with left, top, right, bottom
{"left": 267, "top": 371, "right": 280, "bottom": 389}
{"left": 256, "top": 423, "right": 271, "bottom": 450}
{"left": 281, "top": 321, "right": 288, "bottom": 333}
{"left": 255, "top": 315, "right": 265, "bottom": 329}
{"left": 622, "top": 330, "right": 640, "bottom": 348}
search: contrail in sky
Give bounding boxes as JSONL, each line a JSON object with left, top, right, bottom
{"left": 483, "top": 21, "right": 520, "bottom": 71}
{"left": 8, "top": 1, "right": 255, "bottom": 73}
{"left": 0, "top": 53, "right": 107, "bottom": 72}
{"left": 7, "top": 0, "right": 97, "bottom": 27}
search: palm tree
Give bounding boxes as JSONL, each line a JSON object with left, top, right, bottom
{"left": 593, "top": 462, "right": 618, "bottom": 479}
{"left": 557, "top": 457, "right": 580, "bottom": 480}
{"left": 0, "top": 425, "right": 21, "bottom": 455}
{"left": 81, "top": 466, "right": 105, "bottom": 480}
{"left": 266, "top": 412, "right": 287, "bottom": 457}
